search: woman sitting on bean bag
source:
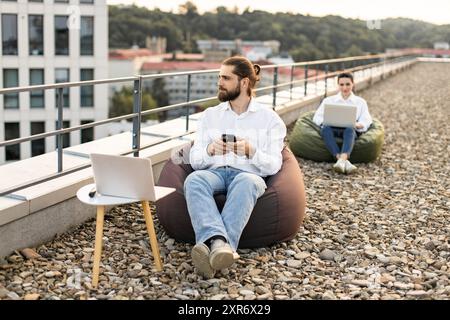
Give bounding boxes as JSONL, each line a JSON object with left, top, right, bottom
{"left": 313, "top": 72, "right": 372, "bottom": 174}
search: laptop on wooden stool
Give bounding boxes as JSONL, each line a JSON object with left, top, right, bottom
{"left": 90, "top": 153, "right": 175, "bottom": 202}
{"left": 83, "top": 153, "right": 175, "bottom": 287}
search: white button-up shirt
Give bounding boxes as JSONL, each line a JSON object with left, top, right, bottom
{"left": 189, "top": 99, "right": 287, "bottom": 177}
{"left": 313, "top": 92, "right": 373, "bottom": 132}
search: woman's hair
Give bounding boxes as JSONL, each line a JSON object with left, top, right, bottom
{"left": 222, "top": 56, "right": 261, "bottom": 96}
{"left": 337, "top": 72, "right": 354, "bottom": 83}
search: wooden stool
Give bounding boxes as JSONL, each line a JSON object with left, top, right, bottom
{"left": 77, "top": 183, "right": 175, "bottom": 287}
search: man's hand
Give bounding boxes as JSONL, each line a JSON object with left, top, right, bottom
{"left": 208, "top": 138, "right": 256, "bottom": 158}
{"left": 207, "top": 139, "right": 232, "bottom": 156}
{"left": 355, "top": 122, "right": 364, "bottom": 129}
{"left": 232, "top": 139, "right": 256, "bottom": 158}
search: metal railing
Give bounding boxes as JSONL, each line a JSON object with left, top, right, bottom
{"left": 0, "top": 51, "right": 418, "bottom": 196}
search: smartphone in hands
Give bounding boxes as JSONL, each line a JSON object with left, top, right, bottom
{"left": 222, "top": 134, "right": 237, "bottom": 143}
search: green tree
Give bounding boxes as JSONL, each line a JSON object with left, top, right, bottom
{"left": 109, "top": 87, "right": 158, "bottom": 122}
{"left": 343, "top": 44, "right": 365, "bottom": 57}
{"left": 179, "top": 1, "right": 199, "bottom": 52}
{"left": 290, "top": 43, "right": 324, "bottom": 62}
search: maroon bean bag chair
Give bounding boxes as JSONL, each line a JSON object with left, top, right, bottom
{"left": 156, "top": 145, "right": 306, "bottom": 248}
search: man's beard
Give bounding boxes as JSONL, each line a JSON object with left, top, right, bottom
{"left": 217, "top": 82, "right": 241, "bottom": 102}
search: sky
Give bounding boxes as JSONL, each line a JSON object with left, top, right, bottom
{"left": 107, "top": 0, "right": 450, "bottom": 25}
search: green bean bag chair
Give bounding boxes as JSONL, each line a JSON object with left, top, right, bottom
{"left": 289, "top": 111, "right": 384, "bottom": 163}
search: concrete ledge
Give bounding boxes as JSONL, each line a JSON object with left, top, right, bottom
{"left": 0, "top": 197, "right": 97, "bottom": 258}
{"left": 417, "top": 57, "right": 450, "bottom": 63}
{"left": 0, "top": 197, "right": 29, "bottom": 227}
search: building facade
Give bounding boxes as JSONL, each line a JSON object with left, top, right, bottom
{"left": 0, "top": 0, "right": 108, "bottom": 163}
{"left": 140, "top": 61, "right": 221, "bottom": 119}
{"left": 196, "top": 39, "right": 280, "bottom": 61}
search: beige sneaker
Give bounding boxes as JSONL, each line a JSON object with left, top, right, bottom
{"left": 233, "top": 252, "right": 240, "bottom": 261}
{"left": 344, "top": 160, "right": 357, "bottom": 174}
{"left": 333, "top": 159, "right": 346, "bottom": 174}
{"left": 191, "top": 243, "right": 215, "bottom": 278}
{"left": 209, "top": 239, "right": 235, "bottom": 270}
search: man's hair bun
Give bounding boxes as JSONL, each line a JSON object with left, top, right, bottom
{"left": 253, "top": 64, "right": 261, "bottom": 76}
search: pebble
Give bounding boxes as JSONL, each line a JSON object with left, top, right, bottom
{"left": 322, "top": 291, "right": 337, "bottom": 300}
{"left": 256, "top": 293, "right": 272, "bottom": 300}
{"left": 248, "top": 269, "right": 262, "bottom": 276}
{"left": 424, "top": 241, "right": 435, "bottom": 251}
{"left": 239, "top": 289, "right": 254, "bottom": 296}
{"left": 0, "top": 288, "right": 10, "bottom": 299}
{"left": 319, "top": 249, "right": 337, "bottom": 261}
{"left": 294, "top": 252, "right": 310, "bottom": 260}
{"left": 286, "top": 260, "right": 302, "bottom": 268}
{"left": 406, "top": 290, "right": 430, "bottom": 297}
{"left": 20, "top": 248, "right": 42, "bottom": 260}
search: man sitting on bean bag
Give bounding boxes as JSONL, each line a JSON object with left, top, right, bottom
{"left": 185, "top": 56, "right": 286, "bottom": 278}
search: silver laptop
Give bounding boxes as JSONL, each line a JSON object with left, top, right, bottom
{"left": 323, "top": 103, "right": 357, "bottom": 128}
{"left": 90, "top": 153, "right": 174, "bottom": 201}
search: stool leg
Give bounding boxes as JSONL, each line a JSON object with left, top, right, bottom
{"left": 141, "top": 201, "right": 163, "bottom": 271}
{"left": 92, "top": 205, "right": 105, "bottom": 288}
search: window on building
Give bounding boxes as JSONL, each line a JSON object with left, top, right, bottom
{"left": 3, "top": 69, "right": 19, "bottom": 109}
{"left": 55, "top": 120, "right": 70, "bottom": 148}
{"left": 80, "top": 0, "right": 94, "bottom": 3}
{"left": 54, "top": 0, "right": 69, "bottom": 3}
{"left": 80, "top": 69, "right": 94, "bottom": 107}
{"left": 55, "top": 68, "right": 70, "bottom": 107}
{"left": 29, "top": 15, "right": 44, "bottom": 55}
{"left": 30, "top": 69, "right": 45, "bottom": 108}
{"left": 81, "top": 120, "right": 94, "bottom": 143}
{"left": 5, "top": 123, "right": 20, "bottom": 161}
{"left": 54, "top": 16, "right": 69, "bottom": 55}
{"left": 30, "top": 122, "right": 45, "bottom": 156}
{"left": 29, "top": 1, "right": 44, "bottom": 2}
{"left": 2, "top": 14, "right": 18, "bottom": 55}
{"left": 80, "top": 16, "right": 94, "bottom": 55}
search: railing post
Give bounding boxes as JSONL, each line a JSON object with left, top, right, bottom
{"left": 304, "top": 65, "right": 308, "bottom": 97}
{"left": 289, "top": 65, "right": 295, "bottom": 101}
{"left": 186, "top": 74, "right": 191, "bottom": 131}
{"left": 272, "top": 67, "right": 278, "bottom": 108}
{"left": 56, "top": 87, "right": 64, "bottom": 172}
{"left": 370, "top": 59, "right": 373, "bottom": 83}
{"left": 324, "top": 64, "right": 329, "bottom": 96}
{"left": 314, "top": 64, "right": 318, "bottom": 94}
{"left": 132, "top": 77, "right": 142, "bottom": 157}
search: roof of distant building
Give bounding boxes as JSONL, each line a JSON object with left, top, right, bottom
{"left": 420, "top": 48, "right": 450, "bottom": 55}
{"left": 109, "top": 48, "right": 155, "bottom": 60}
{"left": 164, "top": 53, "right": 205, "bottom": 61}
{"left": 110, "top": 49, "right": 205, "bottom": 62}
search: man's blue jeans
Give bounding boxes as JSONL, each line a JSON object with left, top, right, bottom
{"left": 320, "top": 126, "right": 357, "bottom": 157}
{"left": 184, "top": 167, "right": 267, "bottom": 251}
